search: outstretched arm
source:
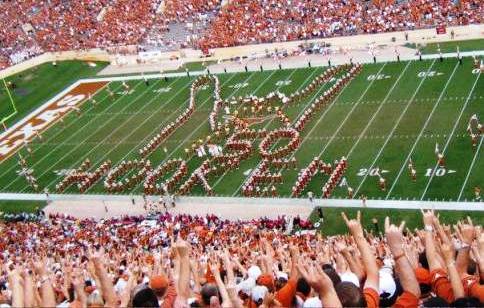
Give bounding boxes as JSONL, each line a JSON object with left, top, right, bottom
{"left": 421, "top": 209, "right": 444, "bottom": 271}
{"left": 175, "top": 240, "right": 191, "bottom": 301}
{"left": 385, "top": 217, "right": 420, "bottom": 298}
{"left": 454, "top": 218, "right": 475, "bottom": 277}
{"left": 342, "top": 211, "right": 378, "bottom": 291}
{"left": 440, "top": 242, "right": 465, "bottom": 299}
{"left": 33, "top": 259, "right": 56, "bottom": 307}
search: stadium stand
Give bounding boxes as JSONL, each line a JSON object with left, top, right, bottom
{"left": 198, "top": 0, "right": 483, "bottom": 49}
{"left": 0, "top": 209, "right": 483, "bottom": 307}
{"left": 1, "top": 0, "right": 482, "bottom": 68}
{"left": 1, "top": 0, "right": 483, "bottom": 306}
{"left": 162, "top": 0, "right": 221, "bottom": 22}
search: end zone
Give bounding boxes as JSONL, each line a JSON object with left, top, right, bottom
{"left": 0, "top": 81, "right": 108, "bottom": 163}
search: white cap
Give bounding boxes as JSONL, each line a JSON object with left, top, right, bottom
{"left": 251, "top": 285, "right": 268, "bottom": 304}
{"left": 303, "top": 296, "right": 323, "bottom": 308}
{"left": 236, "top": 277, "right": 256, "bottom": 295}
{"left": 248, "top": 265, "right": 262, "bottom": 280}
{"left": 379, "top": 271, "right": 396, "bottom": 298}
{"left": 340, "top": 271, "right": 360, "bottom": 287}
{"left": 276, "top": 271, "right": 288, "bottom": 281}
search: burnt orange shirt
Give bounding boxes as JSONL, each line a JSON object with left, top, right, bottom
{"left": 393, "top": 291, "right": 419, "bottom": 308}
{"left": 275, "top": 277, "right": 297, "bottom": 307}
{"left": 468, "top": 281, "right": 484, "bottom": 303}
{"left": 431, "top": 268, "right": 454, "bottom": 303}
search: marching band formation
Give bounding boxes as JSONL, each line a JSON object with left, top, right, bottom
{"left": 16, "top": 61, "right": 481, "bottom": 200}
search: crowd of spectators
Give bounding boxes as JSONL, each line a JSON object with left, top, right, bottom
{"left": 0, "top": 0, "right": 164, "bottom": 69}
{"left": 163, "top": 0, "right": 221, "bottom": 23}
{"left": 0, "top": 209, "right": 483, "bottom": 307}
{"left": 197, "top": 0, "right": 483, "bottom": 49}
{"left": 0, "top": 0, "right": 483, "bottom": 69}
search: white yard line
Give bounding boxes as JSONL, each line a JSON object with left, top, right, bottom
{"left": 420, "top": 72, "right": 481, "bottom": 200}
{"left": 212, "top": 68, "right": 318, "bottom": 190}
{"left": 17, "top": 78, "right": 179, "bottom": 192}
{"left": 230, "top": 64, "right": 371, "bottom": 196}
{"left": 142, "top": 72, "right": 259, "bottom": 161}
{"left": 457, "top": 136, "right": 483, "bottom": 201}
{"left": 3, "top": 79, "right": 150, "bottom": 190}
{"left": 109, "top": 71, "right": 263, "bottom": 194}
{"left": 230, "top": 68, "right": 332, "bottom": 196}
{"left": 346, "top": 61, "right": 412, "bottom": 158}
{"left": 353, "top": 59, "right": 437, "bottom": 197}
{"left": 0, "top": 82, "right": 124, "bottom": 177}
{"left": 314, "top": 64, "right": 388, "bottom": 158}
{"left": 55, "top": 73, "right": 241, "bottom": 193}
{"left": 130, "top": 69, "right": 291, "bottom": 193}
{"left": 386, "top": 62, "right": 460, "bottom": 198}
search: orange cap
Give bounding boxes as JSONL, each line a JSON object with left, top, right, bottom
{"left": 150, "top": 275, "right": 169, "bottom": 290}
{"left": 256, "top": 274, "right": 275, "bottom": 290}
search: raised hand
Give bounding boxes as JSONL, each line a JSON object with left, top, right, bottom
{"left": 420, "top": 208, "right": 435, "bottom": 227}
{"left": 174, "top": 240, "right": 190, "bottom": 258}
{"left": 297, "top": 259, "right": 332, "bottom": 295}
{"left": 384, "top": 217, "right": 406, "bottom": 256}
{"left": 341, "top": 211, "right": 363, "bottom": 238}
{"left": 454, "top": 217, "right": 475, "bottom": 246}
{"left": 32, "top": 258, "right": 47, "bottom": 276}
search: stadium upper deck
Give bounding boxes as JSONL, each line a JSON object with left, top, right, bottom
{"left": 1, "top": 0, "right": 482, "bottom": 69}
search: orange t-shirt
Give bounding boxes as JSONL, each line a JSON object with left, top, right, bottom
{"left": 393, "top": 291, "right": 419, "bottom": 308}
{"left": 430, "top": 268, "right": 454, "bottom": 303}
{"left": 468, "top": 281, "right": 484, "bottom": 303}
{"left": 275, "top": 277, "right": 297, "bottom": 307}
{"left": 461, "top": 274, "right": 479, "bottom": 297}
{"left": 364, "top": 287, "right": 379, "bottom": 308}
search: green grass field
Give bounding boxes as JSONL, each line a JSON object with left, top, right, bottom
{"left": 0, "top": 60, "right": 108, "bottom": 127}
{"left": 0, "top": 200, "right": 46, "bottom": 214}
{"left": 405, "top": 39, "right": 484, "bottom": 55}
{"left": 164, "top": 60, "right": 217, "bottom": 73}
{"left": 308, "top": 207, "right": 484, "bottom": 235}
{"left": 0, "top": 58, "right": 482, "bottom": 204}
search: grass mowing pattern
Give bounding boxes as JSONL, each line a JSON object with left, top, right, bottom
{"left": 405, "top": 39, "right": 484, "bottom": 54}
{"left": 0, "top": 59, "right": 482, "bottom": 203}
{"left": 0, "top": 61, "right": 108, "bottom": 128}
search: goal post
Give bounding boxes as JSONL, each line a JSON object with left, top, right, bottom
{"left": 1, "top": 78, "right": 18, "bottom": 130}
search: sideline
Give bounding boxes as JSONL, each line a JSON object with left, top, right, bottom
{"left": 1, "top": 193, "right": 483, "bottom": 219}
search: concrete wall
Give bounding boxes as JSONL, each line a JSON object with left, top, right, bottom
{"left": 208, "top": 24, "right": 484, "bottom": 59}
{"left": 0, "top": 49, "right": 113, "bottom": 79}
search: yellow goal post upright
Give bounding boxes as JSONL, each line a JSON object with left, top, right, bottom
{"left": 1, "top": 78, "right": 18, "bottom": 131}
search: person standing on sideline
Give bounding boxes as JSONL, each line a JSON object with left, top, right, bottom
{"left": 307, "top": 191, "right": 314, "bottom": 203}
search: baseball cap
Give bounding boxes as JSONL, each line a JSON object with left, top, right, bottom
{"left": 150, "top": 275, "right": 169, "bottom": 290}
{"left": 248, "top": 265, "right": 262, "bottom": 280}
{"left": 251, "top": 285, "right": 268, "bottom": 304}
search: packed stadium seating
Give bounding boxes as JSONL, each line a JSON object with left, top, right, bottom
{"left": 1, "top": 0, "right": 482, "bottom": 68}
{"left": 0, "top": 209, "right": 483, "bottom": 307}
{"left": 163, "top": 0, "right": 221, "bottom": 22}
{"left": 197, "top": 0, "right": 483, "bottom": 49}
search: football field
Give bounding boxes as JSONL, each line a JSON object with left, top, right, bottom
{"left": 0, "top": 58, "right": 482, "bottom": 202}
